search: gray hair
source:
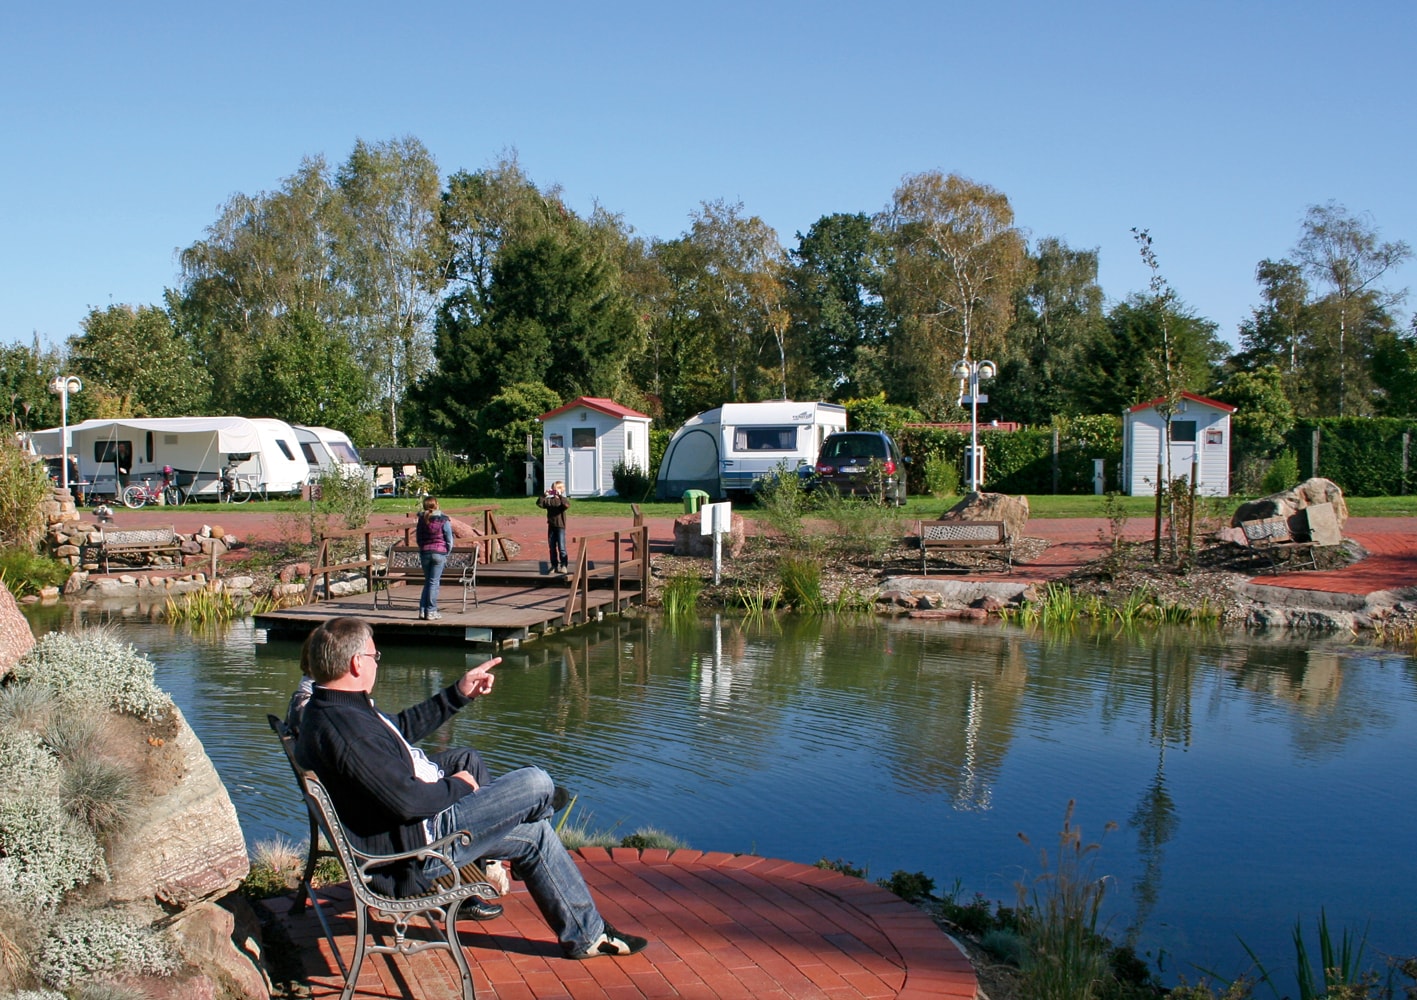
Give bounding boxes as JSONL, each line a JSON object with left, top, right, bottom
{"left": 307, "top": 617, "right": 372, "bottom": 685}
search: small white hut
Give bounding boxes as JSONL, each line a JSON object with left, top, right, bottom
{"left": 538, "top": 397, "right": 652, "bottom": 497}
{"left": 1121, "top": 391, "right": 1235, "bottom": 497}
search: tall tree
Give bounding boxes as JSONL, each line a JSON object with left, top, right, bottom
{"left": 1080, "top": 297, "right": 1227, "bottom": 414}
{"left": 878, "top": 172, "right": 1027, "bottom": 416}
{"left": 0, "top": 337, "right": 69, "bottom": 430}
{"left": 234, "top": 311, "right": 371, "bottom": 432}
{"left": 1370, "top": 317, "right": 1417, "bottom": 417}
{"left": 1294, "top": 202, "right": 1411, "bottom": 416}
{"left": 68, "top": 304, "right": 210, "bottom": 417}
{"left": 786, "top": 213, "right": 891, "bottom": 401}
{"left": 994, "top": 237, "right": 1105, "bottom": 423}
{"left": 335, "top": 136, "right": 445, "bottom": 444}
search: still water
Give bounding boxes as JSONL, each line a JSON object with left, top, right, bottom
{"left": 21, "top": 605, "right": 1417, "bottom": 983}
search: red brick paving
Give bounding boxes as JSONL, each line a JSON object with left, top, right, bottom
{"left": 263, "top": 849, "right": 977, "bottom": 1000}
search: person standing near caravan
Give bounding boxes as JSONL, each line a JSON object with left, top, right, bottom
{"left": 415, "top": 496, "right": 454, "bottom": 620}
{"left": 537, "top": 480, "right": 570, "bottom": 573}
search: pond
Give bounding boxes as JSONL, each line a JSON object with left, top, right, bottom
{"left": 21, "top": 604, "right": 1417, "bottom": 986}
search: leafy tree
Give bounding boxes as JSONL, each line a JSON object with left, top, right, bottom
{"left": 1213, "top": 365, "right": 1294, "bottom": 460}
{"left": 67, "top": 304, "right": 209, "bottom": 417}
{"left": 0, "top": 338, "right": 70, "bottom": 430}
{"left": 628, "top": 235, "right": 721, "bottom": 426}
{"left": 842, "top": 394, "right": 922, "bottom": 438}
{"left": 1081, "top": 297, "right": 1227, "bottom": 414}
{"left": 1370, "top": 318, "right": 1417, "bottom": 417}
{"left": 471, "top": 381, "right": 562, "bottom": 479}
{"left": 1294, "top": 202, "right": 1411, "bottom": 416}
{"left": 334, "top": 136, "right": 446, "bottom": 444}
{"left": 175, "top": 156, "right": 345, "bottom": 409}
{"left": 786, "top": 213, "right": 891, "bottom": 401}
{"left": 233, "top": 311, "right": 372, "bottom": 431}
{"left": 877, "top": 171, "right": 1028, "bottom": 417}
{"left": 994, "top": 237, "right": 1106, "bottom": 423}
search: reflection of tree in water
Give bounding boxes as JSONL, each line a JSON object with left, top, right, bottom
{"left": 1127, "top": 642, "right": 1192, "bottom": 944}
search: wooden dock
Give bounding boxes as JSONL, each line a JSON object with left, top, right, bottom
{"left": 255, "top": 518, "right": 651, "bottom": 648}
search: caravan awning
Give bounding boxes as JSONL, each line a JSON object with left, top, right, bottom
{"left": 87, "top": 417, "right": 264, "bottom": 453}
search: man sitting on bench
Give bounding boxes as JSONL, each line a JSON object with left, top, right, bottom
{"left": 295, "top": 617, "right": 648, "bottom": 960}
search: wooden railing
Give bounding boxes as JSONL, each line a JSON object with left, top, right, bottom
{"left": 561, "top": 524, "right": 651, "bottom": 625}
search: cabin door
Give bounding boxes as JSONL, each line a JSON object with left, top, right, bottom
{"left": 568, "top": 426, "right": 597, "bottom": 495}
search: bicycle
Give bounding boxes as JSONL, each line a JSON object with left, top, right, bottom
{"left": 122, "top": 473, "right": 184, "bottom": 509}
{"left": 220, "top": 468, "right": 255, "bottom": 504}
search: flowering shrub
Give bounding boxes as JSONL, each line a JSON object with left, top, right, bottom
{"left": 12, "top": 631, "right": 172, "bottom": 723}
{"left": 36, "top": 911, "right": 175, "bottom": 989}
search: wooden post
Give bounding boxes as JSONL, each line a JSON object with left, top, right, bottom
{"left": 1188, "top": 456, "right": 1199, "bottom": 555}
{"left": 1051, "top": 426, "right": 1060, "bottom": 494}
{"left": 1311, "top": 427, "right": 1320, "bottom": 479}
{"left": 1403, "top": 432, "right": 1410, "bottom": 495}
{"left": 1154, "top": 462, "right": 1164, "bottom": 561}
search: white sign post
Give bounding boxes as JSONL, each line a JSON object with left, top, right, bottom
{"left": 700, "top": 501, "right": 731, "bottom": 585}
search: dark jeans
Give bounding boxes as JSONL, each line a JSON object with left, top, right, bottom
{"left": 420, "top": 549, "right": 447, "bottom": 614}
{"left": 547, "top": 525, "right": 567, "bottom": 567}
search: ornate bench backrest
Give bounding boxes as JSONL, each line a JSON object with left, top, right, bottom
{"left": 919, "top": 520, "right": 1006, "bottom": 543}
{"left": 387, "top": 545, "right": 478, "bottom": 574}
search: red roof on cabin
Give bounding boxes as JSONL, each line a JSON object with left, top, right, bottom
{"left": 1127, "top": 391, "right": 1236, "bottom": 414}
{"left": 537, "top": 397, "right": 651, "bottom": 422}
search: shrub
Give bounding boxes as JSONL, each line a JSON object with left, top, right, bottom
{"left": 0, "top": 550, "right": 71, "bottom": 599}
{"left": 815, "top": 857, "right": 867, "bottom": 880}
{"left": 877, "top": 870, "right": 935, "bottom": 903}
{"left": 0, "top": 439, "right": 50, "bottom": 550}
{"left": 0, "top": 682, "right": 53, "bottom": 733}
{"left": 60, "top": 755, "right": 134, "bottom": 839}
{"left": 754, "top": 462, "right": 813, "bottom": 551}
{"left": 1262, "top": 450, "right": 1300, "bottom": 495}
{"left": 619, "top": 828, "right": 689, "bottom": 851}
{"left": 0, "top": 731, "right": 107, "bottom": 908}
{"left": 311, "top": 465, "right": 372, "bottom": 532}
{"left": 611, "top": 459, "right": 653, "bottom": 502}
{"left": 778, "top": 557, "right": 823, "bottom": 612}
{"left": 922, "top": 455, "right": 960, "bottom": 498}
{"left": 13, "top": 631, "right": 172, "bottom": 723}
{"left": 661, "top": 572, "right": 702, "bottom": 619}
{"left": 36, "top": 910, "right": 176, "bottom": 989}
{"left": 419, "top": 450, "right": 467, "bottom": 494}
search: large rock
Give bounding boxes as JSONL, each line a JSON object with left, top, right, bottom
{"left": 1231, "top": 477, "right": 1349, "bottom": 529}
{"left": 940, "top": 492, "right": 1031, "bottom": 541}
{"left": 104, "top": 704, "right": 250, "bottom": 907}
{"left": 0, "top": 581, "right": 36, "bottom": 680}
{"left": 673, "top": 512, "right": 747, "bottom": 558}
{"left": 450, "top": 516, "right": 522, "bottom": 559}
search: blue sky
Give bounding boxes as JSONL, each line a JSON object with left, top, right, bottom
{"left": 3, "top": 1, "right": 1414, "bottom": 353}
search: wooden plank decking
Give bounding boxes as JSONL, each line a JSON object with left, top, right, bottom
{"left": 254, "top": 559, "right": 646, "bottom": 648}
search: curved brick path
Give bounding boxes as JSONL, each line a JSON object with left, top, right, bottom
{"left": 264, "top": 848, "right": 978, "bottom": 999}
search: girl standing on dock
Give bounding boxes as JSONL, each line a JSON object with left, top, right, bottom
{"left": 416, "top": 496, "right": 454, "bottom": 619}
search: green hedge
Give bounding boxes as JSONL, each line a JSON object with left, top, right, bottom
{"left": 897, "top": 415, "right": 1122, "bottom": 495}
{"left": 1285, "top": 418, "right": 1417, "bottom": 497}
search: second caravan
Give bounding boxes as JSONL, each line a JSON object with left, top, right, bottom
{"left": 655, "top": 401, "right": 847, "bottom": 501}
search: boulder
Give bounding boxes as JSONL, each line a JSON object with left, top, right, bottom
{"left": 450, "top": 517, "right": 522, "bottom": 559}
{"left": 941, "top": 492, "right": 1031, "bottom": 541}
{"left": 104, "top": 704, "right": 249, "bottom": 907}
{"left": 0, "top": 581, "right": 36, "bottom": 680}
{"left": 1231, "top": 477, "right": 1348, "bottom": 530}
{"left": 673, "top": 511, "right": 746, "bottom": 558}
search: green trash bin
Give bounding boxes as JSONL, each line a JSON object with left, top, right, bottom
{"left": 682, "top": 489, "right": 710, "bottom": 514}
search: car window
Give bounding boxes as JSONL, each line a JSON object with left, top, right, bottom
{"left": 821, "top": 436, "right": 886, "bottom": 460}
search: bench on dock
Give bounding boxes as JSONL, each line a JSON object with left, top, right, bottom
{"left": 374, "top": 543, "right": 480, "bottom": 610}
{"left": 86, "top": 525, "right": 184, "bottom": 573}
{"left": 1239, "top": 503, "right": 1341, "bottom": 573}
{"left": 917, "top": 519, "right": 1013, "bottom": 573}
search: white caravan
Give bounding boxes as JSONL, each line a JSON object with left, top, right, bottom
{"left": 655, "top": 400, "right": 848, "bottom": 501}
{"left": 35, "top": 416, "right": 310, "bottom": 500}
{"left": 293, "top": 424, "right": 374, "bottom": 493}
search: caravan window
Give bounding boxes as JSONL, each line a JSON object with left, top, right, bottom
{"left": 734, "top": 426, "right": 797, "bottom": 452}
{"left": 93, "top": 440, "right": 133, "bottom": 471}
{"left": 329, "top": 442, "right": 360, "bottom": 463}
{"left": 299, "top": 442, "right": 319, "bottom": 465}
{"left": 275, "top": 439, "right": 295, "bottom": 461}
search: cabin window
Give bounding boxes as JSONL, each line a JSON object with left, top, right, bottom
{"left": 571, "top": 428, "right": 596, "bottom": 448}
{"left": 300, "top": 443, "right": 319, "bottom": 464}
{"left": 548, "top": 434, "right": 564, "bottom": 449}
{"left": 1170, "top": 421, "right": 1197, "bottom": 443}
{"left": 1206, "top": 428, "right": 1224, "bottom": 445}
{"left": 734, "top": 426, "right": 796, "bottom": 451}
{"left": 627, "top": 430, "right": 634, "bottom": 453}
{"left": 275, "top": 439, "right": 295, "bottom": 461}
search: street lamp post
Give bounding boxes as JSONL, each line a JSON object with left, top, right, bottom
{"left": 952, "top": 358, "right": 996, "bottom": 492}
{"left": 48, "top": 375, "right": 82, "bottom": 493}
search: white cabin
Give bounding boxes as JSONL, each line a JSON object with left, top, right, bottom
{"left": 538, "top": 397, "right": 653, "bottom": 497}
{"left": 655, "top": 400, "right": 848, "bottom": 501}
{"left": 1121, "top": 392, "right": 1235, "bottom": 497}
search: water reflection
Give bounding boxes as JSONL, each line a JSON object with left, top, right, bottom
{"left": 18, "top": 604, "right": 1417, "bottom": 985}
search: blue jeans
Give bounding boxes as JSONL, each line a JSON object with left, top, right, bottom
{"left": 547, "top": 526, "right": 567, "bottom": 567}
{"left": 420, "top": 550, "right": 447, "bottom": 614}
{"left": 425, "top": 766, "right": 604, "bottom": 956}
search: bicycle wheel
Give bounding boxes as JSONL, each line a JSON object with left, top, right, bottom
{"left": 230, "top": 479, "right": 253, "bottom": 504}
{"left": 122, "top": 485, "right": 147, "bottom": 509}
{"left": 163, "top": 485, "right": 185, "bottom": 507}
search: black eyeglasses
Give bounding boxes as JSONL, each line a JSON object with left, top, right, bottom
{"left": 361, "top": 650, "right": 382, "bottom": 662}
